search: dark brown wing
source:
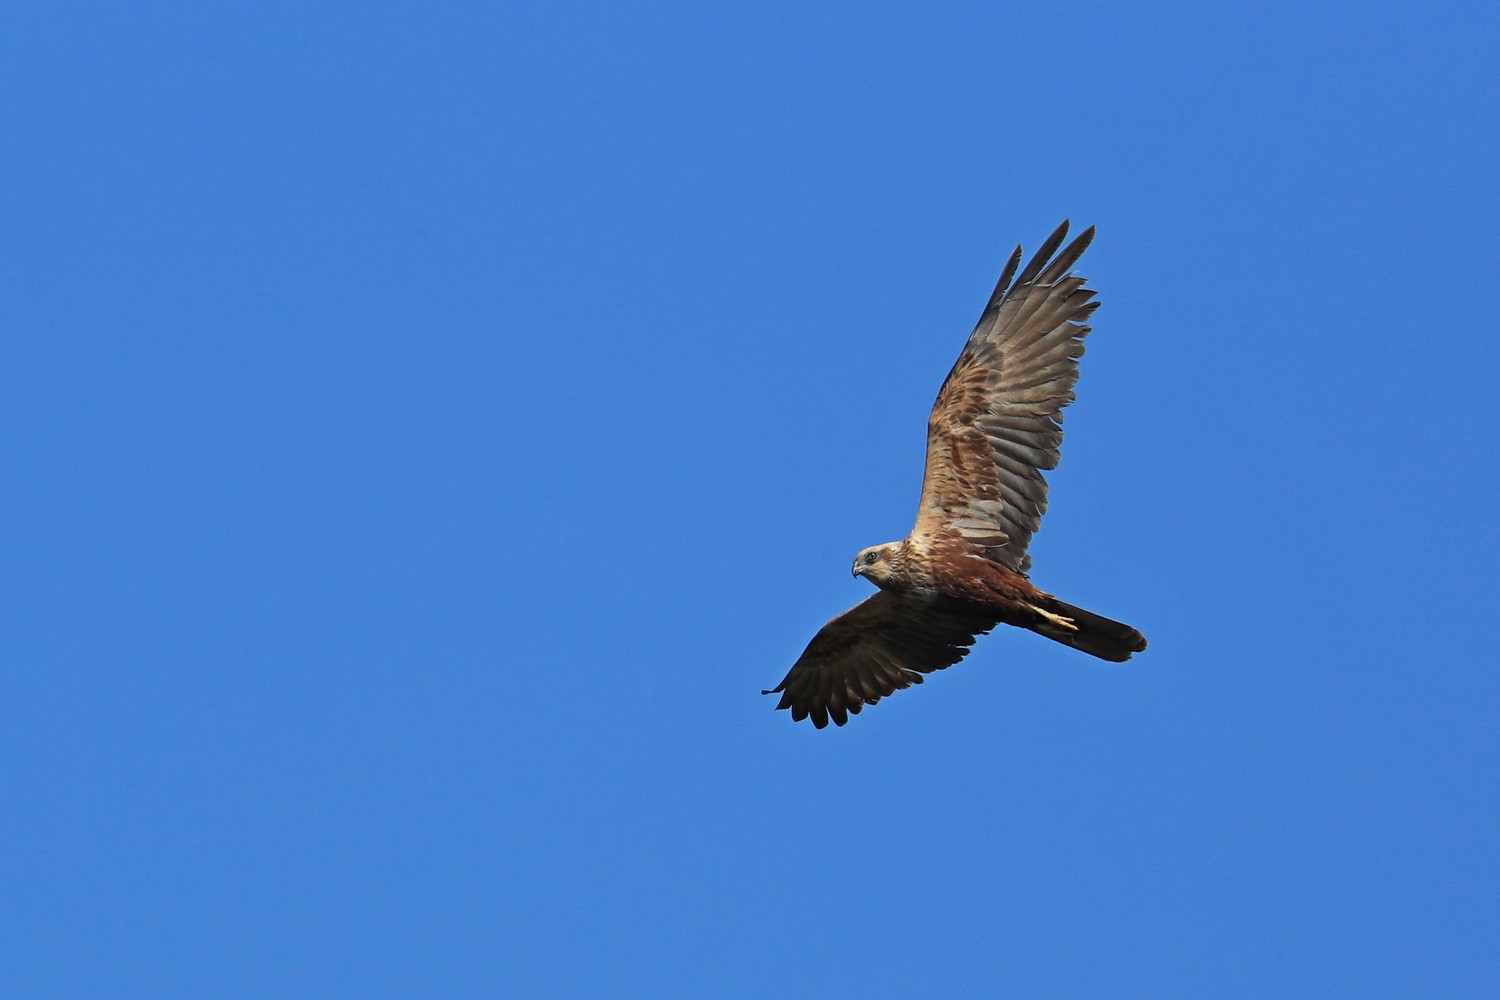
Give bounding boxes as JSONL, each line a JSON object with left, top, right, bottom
{"left": 764, "top": 592, "right": 997, "bottom": 728}
{"left": 911, "top": 221, "right": 1099, "bottom": 574}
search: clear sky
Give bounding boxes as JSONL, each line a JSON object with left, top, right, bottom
{"left": 5, "top": 3, "right": 1498, "bottom": 997}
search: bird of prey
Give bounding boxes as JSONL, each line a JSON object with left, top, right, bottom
{"left": 765, "top": 221, "right": 1146, "bottom": 728}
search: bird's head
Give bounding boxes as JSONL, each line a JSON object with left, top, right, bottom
{"left": 852, "top": 542, "right": 900, "bottom": 585}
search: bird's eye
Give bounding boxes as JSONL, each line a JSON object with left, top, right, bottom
{"left": 865, "top": 553, "right": 877, "bottom": 564}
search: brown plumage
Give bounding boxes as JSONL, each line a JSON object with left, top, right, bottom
{"left": 765, "top": 221, "right": 1146, "bottom": 729}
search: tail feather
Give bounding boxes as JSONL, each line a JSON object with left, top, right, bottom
{"left": 1031, "top": 598, "right": 1146, "bottom": 662}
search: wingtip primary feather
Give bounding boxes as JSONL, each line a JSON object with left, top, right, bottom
{"left": 1013, "top": 220, "right": 1072, "bottom": 287}
{"left": 1037, "top": 225, "right": 1096, "bottom": 284}
{"left": 986, "top": 243, "right": 1025, "bottom": 308}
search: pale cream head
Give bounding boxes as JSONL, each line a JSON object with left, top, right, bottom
{"left": 852, "top": 542, "right": 901, "bottom": 583}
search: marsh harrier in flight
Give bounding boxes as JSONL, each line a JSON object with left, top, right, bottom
{"left": 765, "top": 221, "right": 1146, "bottom": 728}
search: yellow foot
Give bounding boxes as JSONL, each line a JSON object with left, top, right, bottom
{"left": 1032, "top": 606, "right": 1078, "bottom": 632}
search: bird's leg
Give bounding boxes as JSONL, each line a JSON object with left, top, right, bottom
{"left": 1030, "top": 605, "right": 1078, "bottom": 632}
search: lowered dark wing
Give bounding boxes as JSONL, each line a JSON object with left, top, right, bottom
{"left": 912, "top": 220, "right": 1099, "bottom": 574}
{"left": 764, "top": 592, "right": 997, "bottom": 728}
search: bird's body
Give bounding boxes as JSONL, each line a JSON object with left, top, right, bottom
{"left": 854, "top": 536, "right": 1029, "bottom": 612}
{"left": 765, "top": 222, "right": 1146, "bottom": 728}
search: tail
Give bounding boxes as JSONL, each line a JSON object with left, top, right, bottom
{"left": 1029, "top": 598, "right": 1147, "bottom": 662}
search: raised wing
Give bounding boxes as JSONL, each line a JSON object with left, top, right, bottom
{"left": 912, "top": 221, "right": 1099, "bottom": 574}
{"left": 764, "top": 592, "right": 997, "bottom": 728}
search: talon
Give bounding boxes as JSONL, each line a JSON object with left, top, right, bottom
{"left": 1033, "top": 607, "right": 1078, "bottom": 631}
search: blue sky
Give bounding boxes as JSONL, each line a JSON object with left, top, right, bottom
{"left": 4, "top": 3, "right": 1497, "bottom": 997}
